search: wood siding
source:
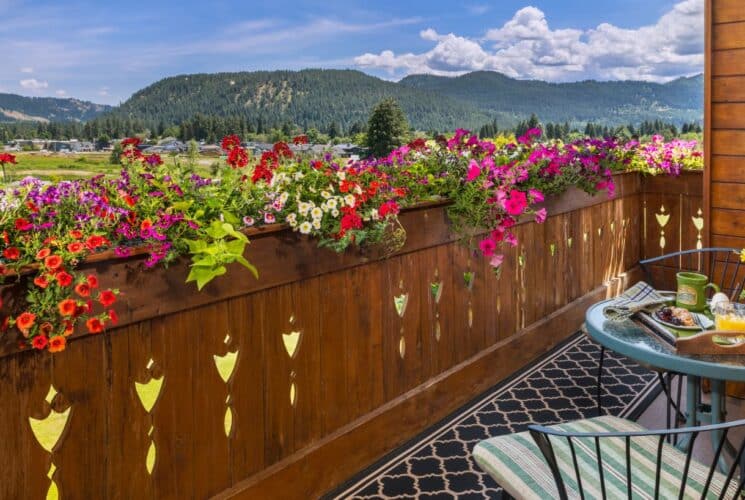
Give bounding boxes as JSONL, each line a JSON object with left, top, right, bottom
{"left": 708, "top": 0, "right": 745, "bottom": 248}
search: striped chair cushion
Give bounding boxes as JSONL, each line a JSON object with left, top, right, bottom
{"left": 473, "top": 416, "right": 739, "bottom": 499}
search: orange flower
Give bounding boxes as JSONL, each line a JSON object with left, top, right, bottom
{"left": 33, "top": 275, "right": 49, "bottom": 289}
{"left": 39, "top": 322, "right": 53, "bottom": 336}
{"left": 74, "top": 282, "right": 91, "bottom": 298}
{"left": 85, "top": 235, "right": 106, "bottom": 250}
{"left": 16, "top": 311, "right": 36, "bottom": 335}
{"left": 98, "top": 289, "right": 116, "bottom": 307}
{"left": 36, "top": 248, "right": 51, "bottom": 259}
{"left": 44, "top": 254, "right": 63, "bottom": 270}
{"left": 108, "top": 309, "right": 119, "bottom": 326}
{"left": 62, "top": 320, "right": 74, "bottom": 336}
{"left": 56, "top": 271, "right": 73, "bottom": 287}
{"left": 140, "top": 219, "right": 153, "bottom": 231}
{"left": 86, "top": 274, "right": 99, "bottom": 288}
{"left": 69, "top": 230, "right": 83, "bottom": 240}
{"left": 48, "top": 335, "right": 66, "bottom": 353}
{"left": 67, "top": 242, "right": 84, "bottom": 253}
{"left": 31, "top": 335, "right": 48, "bottom": 350}
{"left": 58, "top": 299, "right": 77, "bottom": 317}
{"left": 86, "top": 317, "right": 104, "bottom": 334}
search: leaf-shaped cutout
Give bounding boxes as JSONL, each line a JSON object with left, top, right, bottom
{"left": 213, "top": 350, "right": 239, "bottom": 383}
{"left": 29, "top": 407, "right": 71, "bottom": 453}
{"left": 656, "top": 212, "right": 670, "bottom": 228}
{"left": 434, "top": 320, "right": 441, "bottom": 342}
{"left": 692, "top": 216, "right": 704, "bottom": 231}
{"left": 463, "top": 272, "right": 475, "bottom": 290}
{"left": 224, "top": 407, "right": 233, "bottom": 437}
{"left": 398, "top": 337, "right": 406, "bottom": 359}
{"left": 468, "top": 306, "right": 473, "bottom": 328}
{"left": 549, "top": 243, "right": 556, "bottom": 257}
{"left": 430, "top": 282, "right": 443, "bottom": 303}
{"left": 394, "top": 294, "right": 409, "bottom": 317}
{"left": 282, "top": 331, "right": 302, "bottom": 359}
{"left": 46, "top": 479, "right": 59, "bottom": 500}
{"left": 289, "top": 382, "right": 297, "bottom": 407}
{"left": 135, "top": 376, "right": 164, "bottom": 414}
{"left": 567, "top": 237, "right": 573, "bottom": 248}
{"left": 145, "top": 440, "right": 156, "bottom": 474}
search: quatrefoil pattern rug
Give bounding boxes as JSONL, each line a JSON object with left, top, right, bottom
{"left": 328, "top": 333, "right": 660, "bottom": 499}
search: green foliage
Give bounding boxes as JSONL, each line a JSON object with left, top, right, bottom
{"left": 186, "top": 219, "right": 258, "bottom": 290}
{"left": 366, "top": 98, "right": 409, "bottom": 157}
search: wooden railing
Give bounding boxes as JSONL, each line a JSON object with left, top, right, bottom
{"left": 0, "top": 171, "right": 702, "bottom": 499}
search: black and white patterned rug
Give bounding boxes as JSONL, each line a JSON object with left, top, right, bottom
{"left": 327, "top": 333, "right": 661, "bottom": 499}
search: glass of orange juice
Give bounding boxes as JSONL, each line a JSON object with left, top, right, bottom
{"left": 714, "top": 302, "right": 745, "bottom": 331}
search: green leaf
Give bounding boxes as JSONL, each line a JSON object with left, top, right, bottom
{"left": 225, "top": 239, "right": 246, "bottom": 256}
{"left": 235, "top": 255, "right": 259, "bottom": 279}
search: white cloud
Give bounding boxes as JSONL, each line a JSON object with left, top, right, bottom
{"left": 467, "top": 4, "right": 490, "bottom": 16}
{"left": 55, "top": 89, "right": 66, "bottom": 96}
{"left": 98, "top": 87, "right": 109, "bottom": 96}
{"left": 19, "top": 78, "right": 48, "bottom": 89}
{"left": 355, "top": 0, "right": 704, "bottom": 82}
{"left": 19, "top": 66, "right": 33, "bottom": 73}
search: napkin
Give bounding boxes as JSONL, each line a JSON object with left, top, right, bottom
{"left": 603, "top": 281, "right": 672, "bottom": 322}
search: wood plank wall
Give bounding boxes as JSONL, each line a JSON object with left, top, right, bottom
{"left": 709, "top": 0, "right": 745, "bottom": 248}
{"left": 0, "top": 173, "right": 701, "bottom": 499}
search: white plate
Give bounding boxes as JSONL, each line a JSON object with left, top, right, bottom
{"left": 651, "top": 307, "right": 714, "bottom": 331}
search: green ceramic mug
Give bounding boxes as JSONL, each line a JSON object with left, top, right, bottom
{"left": 676, "top": 272, "right": 720, "bottom": 312}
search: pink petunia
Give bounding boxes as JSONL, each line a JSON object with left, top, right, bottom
{"left": 534, "top": 208, "right": 547, "bottom": 224}
{"left": 489, "top": 254, "right": 504, "bottom": 268}
{"left": 503, "top": 190, "right": 528, "bottom": 216}
{"left": 479, "top": 237, "right": 497, "bottom": 257}
{"left": 466, "top": 160, "right": 481, "bottom": 182}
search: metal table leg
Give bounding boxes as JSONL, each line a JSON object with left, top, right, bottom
{"left": 710, "top": 379, "right": 729, "bottom": 472}
{"left": 677, "top": 375, "right": 701, "bottom": 452}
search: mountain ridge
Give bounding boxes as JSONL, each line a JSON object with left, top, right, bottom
{"left": 0, "top": 93, "right": 112, "bottom": 123}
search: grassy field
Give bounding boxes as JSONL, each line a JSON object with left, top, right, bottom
{"left": 6, "top": 152, "right": 220, "bottom": 181}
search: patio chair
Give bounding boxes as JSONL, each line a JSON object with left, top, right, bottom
{"left": 473, "top": 415, "right": 745, "bottom": 499}
{"left": 595, "top": 248, "right": 745, "bottom": 431}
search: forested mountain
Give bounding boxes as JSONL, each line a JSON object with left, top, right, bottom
{"left": 399, "top": 72, "right": 703, "bottom": 126}
{"left": 110, "top": 69, "right": 492, "bottom": 133}
{"left": 0, "top": 93, "right": 111, "bottom": 123}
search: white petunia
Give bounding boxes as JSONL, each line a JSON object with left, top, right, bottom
{"left": 321, "top": 190, "right": 331, "bottom": 199}
{"left": 331, "top": 208, "right": 340, "bottom": 217}
{"left": 344, "top": 194, "right": 356, "bottom": 207}
{"left": 312, "top": 220, "right": 321, "bottom": 230}
{"left": 299, "top": 221, "right": 312, "bottom": 234}
{"left": 311, "top": 207, "right": 323, "bottom": 219}
{"left": 326, "top": 198, "right": 337, "bottom": 209}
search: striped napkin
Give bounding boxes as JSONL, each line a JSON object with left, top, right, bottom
{"left": 603, "top": 281, "right": 672, "bottom": 322}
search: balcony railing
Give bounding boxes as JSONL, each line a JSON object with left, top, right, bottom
{"left": 0, "top": 171, "right": 702, "bottom": 499}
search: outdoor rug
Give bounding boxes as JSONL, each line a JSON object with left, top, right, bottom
{"left": 327, "top": 332, "right": 661, "bottom": 499}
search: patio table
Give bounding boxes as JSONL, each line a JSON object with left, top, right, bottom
{"left": 585, "top": 300, "right": 745, "bottom": 470}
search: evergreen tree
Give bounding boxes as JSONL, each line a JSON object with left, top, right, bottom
{"left": 366, "top": 98, "right": 409, "bottom": 157}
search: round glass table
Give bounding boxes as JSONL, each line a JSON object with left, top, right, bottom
{"left": 585, "top": 300, "right": 745, "bottom": 469}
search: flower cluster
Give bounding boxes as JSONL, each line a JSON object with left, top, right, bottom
{"left": 0, "top": 131, "right": 692, "bottom": 354}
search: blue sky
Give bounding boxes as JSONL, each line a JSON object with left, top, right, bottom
{"left": 0, "top": 0, "right": 703, "bottom": 105}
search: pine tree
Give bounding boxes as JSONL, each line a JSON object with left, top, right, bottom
{"left": 366, "top": 98, "right": 409, "bottom": 157}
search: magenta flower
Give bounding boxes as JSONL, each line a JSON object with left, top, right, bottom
{"left": 503, "top": 190, "right": 528, "bottom": 216}
{"left": 466, "top": 160, "right": 482, "bottom": 182}
{"left": 534, "top": 208, "right": 547, "bottom": 224}
{"left": 528, "top": 189, "right": 544, "bottom": 203}
{"left": 479, "top": 237, "right": 497, "bottom": 257}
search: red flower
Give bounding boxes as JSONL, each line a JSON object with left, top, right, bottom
{"left": 56, "top": 271, "right": 73, "bottom": 287}
{"left": 58, "top": 299, "right": 77, "bottom": 317}
{"left": 3, "top": 247, "right": 19, "bottom": 260}
{"left": 273, "top": 141, "right": 293, "bottom": 158}
{"left": 86, "top": 317, "right": 104, "bottom": 334}
{"left": 44, "top": 254, "right": 63, "bottom": 270}
{"left": 85, "top": 235, "right": 107, "bottom": 250}
{"left": 16, "top": 311, "right": 36, "bottom": 335}
{"left": 340, "top": 210, "right": 363, "bottom": 231}
{"left": 122, "top": 194, "right": 136, "bottom": 207}
{"left": 227, "top": 147, "right": 249, "bottom": 168}
{"left": 292, "top": 135, "right": 309, "bottom": 145}
{"left": 67, "top": 242, "right": 84, "bottom": 253}
{"left": 31, "top": 335, "right": 48, "bottom": 350}
{"left": 140, "top": 219, "right": 152, "bottom": 231}
{"left": 99, "top": 289, "right": 117, "bottom": 307}
{"left": 251, "top": 164, "right": 273, "bottom": 184}
{"left": 378, "top": 200, "right": 400, "bottom": 218}
{"left": 75, "top": 282, "right": 91, "bottom": 298}
{"left": 33, "top": 275, "right": 49, "bottom": 289}
{"left": 221, "top": 135, "right": 242, "bottom": 151}
{"left": 108, "top": 309, "right": 119, "bottom": 326}
{"left": 14, "top": 218, "right": 32, "bottom": 231}
{"left": 62, "top": 320, "right": 74, "bottom": 336}
{"left": 69, "top": 230, "right": 83, "bottom": 240}
{"left": 86, "top": 274, "right": 99, "bottom": 288}
{"left": 121, "top": 137, "right": 141, "bottom": 148}
{"left": 48, "top": 335, "right": 66, "bottom": 353}
{"left": 0, "top": 152, "right": 17, "bottom": 164}
{"left": 36, "top": 248, "right": 51, "bottom": 260}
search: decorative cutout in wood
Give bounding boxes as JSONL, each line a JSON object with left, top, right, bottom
{"left": 430, "top": 282, "right": 443, "bottom": 304}
{"left": 282, "top": 331, "right": 302, "bottom": 359}
{"left": 610, "top": 221, "right": 615, "bottom": 234}
{"left": 656, "top": 205, "right": 670, "bottom": 250}
{"left": 135, "top": 358, "right": 164, "bottom": 475}
{"left": 398, "top": 335, "right": 406, "bottom": 359}
{"left": 29, "top": 384, "right": 71, "bottom": 500}
{"left": 692, "top": 209, "right": 704, "bottom": 250}
{"left": 567, "top": 237, "right": 573, "bottom": 248}
{"left": 283, "top": 314, "right": 302, "bottom": 407}
{"left": 394, "top": 294, "right": 409, "bottom": 318}
{"left": 213, "top": 334, "right": 239, "bottom": 437}
{"left": 549, "top": 243, "right": 556, "bottom": 257}
{"left": 463, "top": 271, "right": 475, "bottom": 291}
